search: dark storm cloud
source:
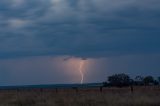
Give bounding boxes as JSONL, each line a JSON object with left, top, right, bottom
{"left": 0, "top": 0, "right": 160, "bottom": 59}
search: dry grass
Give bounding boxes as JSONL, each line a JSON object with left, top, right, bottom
{"left": 0, "top": 86, "right": 160, "bottom": 106}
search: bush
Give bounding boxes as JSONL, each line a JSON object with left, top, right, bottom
{"left": 143, "top": 76, "right": 154, "bottom": 86}
{"left": 134, "top": 76, "right": 144, "bottom": 86}
{"left": 107, "top": 73, "right": 131, "bottom": 87}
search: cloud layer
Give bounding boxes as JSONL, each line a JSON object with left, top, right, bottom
{"left": 0, "top": 0, "right": 160, "bottom": 59}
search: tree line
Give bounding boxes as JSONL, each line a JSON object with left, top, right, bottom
{"left": 103, "top": 73, "right": 160, "bottom": 87}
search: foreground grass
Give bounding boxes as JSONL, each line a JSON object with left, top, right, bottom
{"left": 0, "top": 87, "right": 160, "bottom": 106}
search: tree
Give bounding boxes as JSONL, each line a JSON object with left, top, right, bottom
{"left": 153, "top": 80, "right": 159, "bottom": 85}
{"left": 134, "top": 76, "right": 144, "bottom": 85}
{"left": 143, "top": 76, "right": 154, "bottom": 85}
{"left": 108, "top": 73, "right": 130, "bottom": 87}
{"left": 158, "top": 77, "right": 160, "bottom": 84}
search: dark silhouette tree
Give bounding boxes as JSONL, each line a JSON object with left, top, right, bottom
{"left": 108, "top": 73, "right": 130, "bottom": 87}
{"left": 134, "top": 76, "right": 144, "bottom": 85}
{"left": 143, "top": 76, "right": 154, "bottom": 86}
{"left": 153, "top": 80, "right": 159, "bottom": 85}
{"left": 158, "top": 77, "right": 160, "bottom": 84}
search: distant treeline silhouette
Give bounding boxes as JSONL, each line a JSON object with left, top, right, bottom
{"left": 103, "top": 73, "right": 160, "bottom": 87}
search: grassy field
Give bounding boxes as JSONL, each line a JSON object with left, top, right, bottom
{"left": 0, "top": 86, "right": 160, "bottom": 106}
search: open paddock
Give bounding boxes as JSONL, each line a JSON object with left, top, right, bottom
{"left": 0, "top": 86, "right": 160, "bottom": 106}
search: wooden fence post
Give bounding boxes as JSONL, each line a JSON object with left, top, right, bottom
{"left": 100, "top": 86, "right": 103, "bottom": 92}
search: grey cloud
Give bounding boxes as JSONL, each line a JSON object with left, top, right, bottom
{"left": 0, "top": 0, "right": 160, "bottom": 59}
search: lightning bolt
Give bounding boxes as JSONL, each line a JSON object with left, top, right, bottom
{"left": 79, "top": 61, "right": 84, "bottom": 84}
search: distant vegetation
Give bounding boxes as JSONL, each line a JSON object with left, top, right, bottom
{"left": 103, "top": 73, "right": 160, "bottom": 87}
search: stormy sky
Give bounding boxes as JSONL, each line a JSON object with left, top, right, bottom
{"left": 0, "top": 0, "right": 160, "bottom": 86}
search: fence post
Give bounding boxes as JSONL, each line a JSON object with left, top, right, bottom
{"left": 55, "top": 88, "right": 58, "bottom": 93}
{"left": 130, "top": 85, "right": 133, "bottom": 93}
{"left": 100, "top": 86, "right": 103, "bottom": 92}
{"left": 72, "top": 87, "right": 78, "bottom": 93}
